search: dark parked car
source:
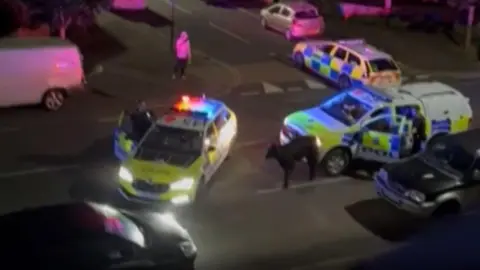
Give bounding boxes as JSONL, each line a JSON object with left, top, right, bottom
{"left": 0, "top": 202, "right": 196, "bottom": 269}
{"left": 375, "top": 129, "right": 480, "bottom": 218}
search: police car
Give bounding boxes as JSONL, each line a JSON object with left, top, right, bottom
{"left": 292, "top": 39, "right": 402, "bottom": 89}
{"left": 280, "top": 81, "right": 472, "bottom": 176}
{"left": 113, "top": 95, "right": 237, "bottom": 205}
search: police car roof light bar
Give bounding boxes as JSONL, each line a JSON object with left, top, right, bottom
{"left": 338, "top": 39, "right": 365, "bottom": 45}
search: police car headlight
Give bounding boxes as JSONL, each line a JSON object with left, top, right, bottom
{"left": 405, "top": 190, "right": 425, "bottom": 203}
{"left": 315, "top": 137, "right": 322, "bottom": 147}
{"left": 170, "top": 178, "right": 194, "bottom": 191}
{"left": 179, "top": 240, "right": 197, "bottom": 258}
{"left": 118, "top": 167, "right": 133, "bottom": 183}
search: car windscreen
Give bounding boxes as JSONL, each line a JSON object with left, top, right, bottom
{"left": 295, "top": 9, "right": 319, "bottom": 19}
{"left": 320, "top": 91, "right": 373, "bottom": 126}
{"left": 368, "top": 58, "right": 399, "bottom": 72}
{"left": 424, "top": 141, "right": 474, "bottom": 173}
{"left": 137, "top": 125, "right": 202, "bottom": 154}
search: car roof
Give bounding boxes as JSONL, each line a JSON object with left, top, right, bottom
{"left": 443, "top": 129, "right": 480, "bottom": 155}
{"left": 0, "top": 202, "right": 106, "bottom": 246}
{"left": 0, "top": 37, "right": 75, "bottom": 49}
{"left": 282, "top": 1, "right": 317, "bottom": 11}
{"left": 336, "top": 39, "right": 392, "bottom": 61}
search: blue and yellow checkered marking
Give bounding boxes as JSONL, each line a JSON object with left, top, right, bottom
{"left": 431, "top": 119, "right": 450, "bottom": 133}
{"left": 296, "top": 44, "right": 364, "bottom": 87}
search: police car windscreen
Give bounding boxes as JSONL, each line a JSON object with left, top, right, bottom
{"left": 135, "top": 126, "right": 202, "bottom": 165}
{"left": 320, "top": 91, "right": 373, "bottom": 126}
{"left": 423, "top": 141, "right": 474, "bottom": 175}
{"left": 369, "top": 58, "right": 398, "bottom": 72}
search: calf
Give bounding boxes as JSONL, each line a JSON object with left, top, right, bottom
{"left": 265, "top": 136, "right": 320, "bottom": 189}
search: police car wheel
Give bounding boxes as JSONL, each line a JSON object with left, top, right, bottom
{"left": 42, "top": 89, "right": 65, "bottom": 111}
{"left": 338, "top": 75, "right": 352, "bottom": 89}
{"left": 261, "top": 18, "right": 269, "bottom": 29}
{"left": 194, "top": 177, "right": 207, "bottom": 204}
{"left": 293, "top": 52, "right": 305, "bottom": 69}
{"left": 323, "top": 148, "right": 350, "bottom": 176}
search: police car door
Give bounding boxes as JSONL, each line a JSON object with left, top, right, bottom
{"left": 114, "top": 110, "right": 135, "bottom": 161}
{"left": 358, "top": 114, "right": 408, "bottom": 162}
{"left": 214, "top": 110, "right": 235, "bottom": 154}
{"left": 311, "top": 44, "right": 335, "bottom": 77}
{"left": 203, "top": 123, "right": 219, "bottom": 179}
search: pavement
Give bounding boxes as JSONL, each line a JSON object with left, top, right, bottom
{"left": 3, "top": 1, "right": 480, "bottom": 270}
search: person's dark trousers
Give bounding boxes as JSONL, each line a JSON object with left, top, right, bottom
{"left": 173, "top": 58, "right": 188, "bottom": 77}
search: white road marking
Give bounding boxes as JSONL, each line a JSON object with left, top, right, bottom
{"left": 262, "top": 81, "right": 284, "bottom": 94}
{"left": 241, "top": 91, "right": 260, "bottom": 96}
{"left": 290, "top": 255, "right": 362, "bottom": 270}
{"left": 209, "top": 22, "right": 250, "bottom": 44}
{"left": 304, "top": 79, "right": 327, "bottom": 90}
{"left": 238, "top": 8, "right": 261, "bottom": 20}
{"left": 415, "top": 74, "right": 430, "bottom": 79}
{"left": 0, "top": 165, "right": 81, "bottom": 179}
{"left": 256, "top": 177, "right": 351, "bottom": 195}
{"left": 161, "top": 0, "right": 192, "bottom": 14}
{"left": 0, "top": 127, "right": 19, "bottom": 133}
{"left": 287, "top": 86, "right": 303, "bottom": 92}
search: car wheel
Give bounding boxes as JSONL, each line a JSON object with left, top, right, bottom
{"left": 293, "top": 52, "right": 305, "bottom": 69}
{"left": 285, "top": 30, "right": 293, "bottom": 40}
{"left": 322, "top": 148, "right": 351, "bottom": 176}
{"left": 193, "top": 176, "right": 207, "bottom": 206}
{"left": 338, "top": 75, "right": 352, "bottom": 89}
{"left": 261, "top": 18, "right": 269, "bottom": 29}
{"left": 42, "top": 88, "right": 65, "bottom": 111}
{"left": 432, "top": 200, "right": 460, "bottom": 218}
{"left": 426, "top": 133, "right": 446, "bottom": 148}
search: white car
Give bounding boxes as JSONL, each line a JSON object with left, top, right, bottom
{"left": 260, "top": 1, "right": 325, "bottom": 40}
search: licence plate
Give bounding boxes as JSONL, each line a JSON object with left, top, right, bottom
{"left": 136, "top": 191, "right": 160, "bottom": 199}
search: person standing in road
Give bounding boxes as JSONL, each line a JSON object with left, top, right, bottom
{"left": 411, "top": 112, "right": 426, "bottom": 155}
{"left": 173, "top": 31, "right": 191, "bottom": 80}
{"left": 130, "top": 100, "right": 154, "bottom": 140}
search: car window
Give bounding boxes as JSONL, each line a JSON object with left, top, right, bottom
{"left": 319, "top": 44, "right": 334, "bottom": 54}
{"left": 365, "top": 116, "right": 400, "bottom": 134}
{"left": 206, "top": 124, "right": 215, "bottom": 138}
{"left": 395, "top": 105, "right": 421, "bottom": 119}
{"left": 269, "top": 5, "right": 281, "bottom": 13}
{"left": 370, "top": 108, "right": 390, "bottom": 118}
{"left": 295, "top": 9, "right": 319, "bottom": 19}
{"left": 214, "top": 110, "right": 230, "bottom": 131}
{"left": 333, "top": 48, "right": 347, "bottom": 60}
{"left": 347, "top": 53, "right": 361, "bottom": 66}
{"left": 369, "top": 58, "right": 399, "bottom": 72}
{"left": 280, "top": 8, "right": 291, "bottom": 17}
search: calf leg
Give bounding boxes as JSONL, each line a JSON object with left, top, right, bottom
{"left": 282, "top": 164, "right": 294, "bottom": 189}
{"left": 307, "top": 158, "right": 317, "bottom": 181}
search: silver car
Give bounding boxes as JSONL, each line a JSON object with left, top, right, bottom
{"left": 260, "top": 1, "right": 325, "bottom": 40}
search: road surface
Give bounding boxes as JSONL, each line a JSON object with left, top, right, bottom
{"left": 2, "top": 1, "right": 480, "bottom": 269}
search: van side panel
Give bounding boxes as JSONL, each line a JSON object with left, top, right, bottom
{"left": 0, "top": 46, "right": 84, "bottom": 108}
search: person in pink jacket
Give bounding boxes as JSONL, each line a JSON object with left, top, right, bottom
{"left": 173, "top": 31, "right": 191, "bottom": 79}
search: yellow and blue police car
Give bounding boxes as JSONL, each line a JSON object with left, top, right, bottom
{"left": 113, "top": 96, "right": 237, "bottom": 205}
{"left": 280, "top": 82, "right": 472, "bottom": 176}
{"left": 292, "top": 39, "right": 402, "bottom": 90}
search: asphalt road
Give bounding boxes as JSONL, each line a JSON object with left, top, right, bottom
{"left": 2, "top": 2, "right": 480, "bottom": 270}
{"left": 3, "top": 76, "right": 480, "bottom": 269}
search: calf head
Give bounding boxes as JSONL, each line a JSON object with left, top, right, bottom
{"left": 265, "top": 143, "right": 280, "bottom": 160}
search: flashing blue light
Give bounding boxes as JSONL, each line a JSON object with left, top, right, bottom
{"left": 172, "top": 97, "right": 223, "bottom": 120}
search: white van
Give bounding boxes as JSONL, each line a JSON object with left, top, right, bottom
{"left": 0, "top": 37, "right": 85, "bottom": 111}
